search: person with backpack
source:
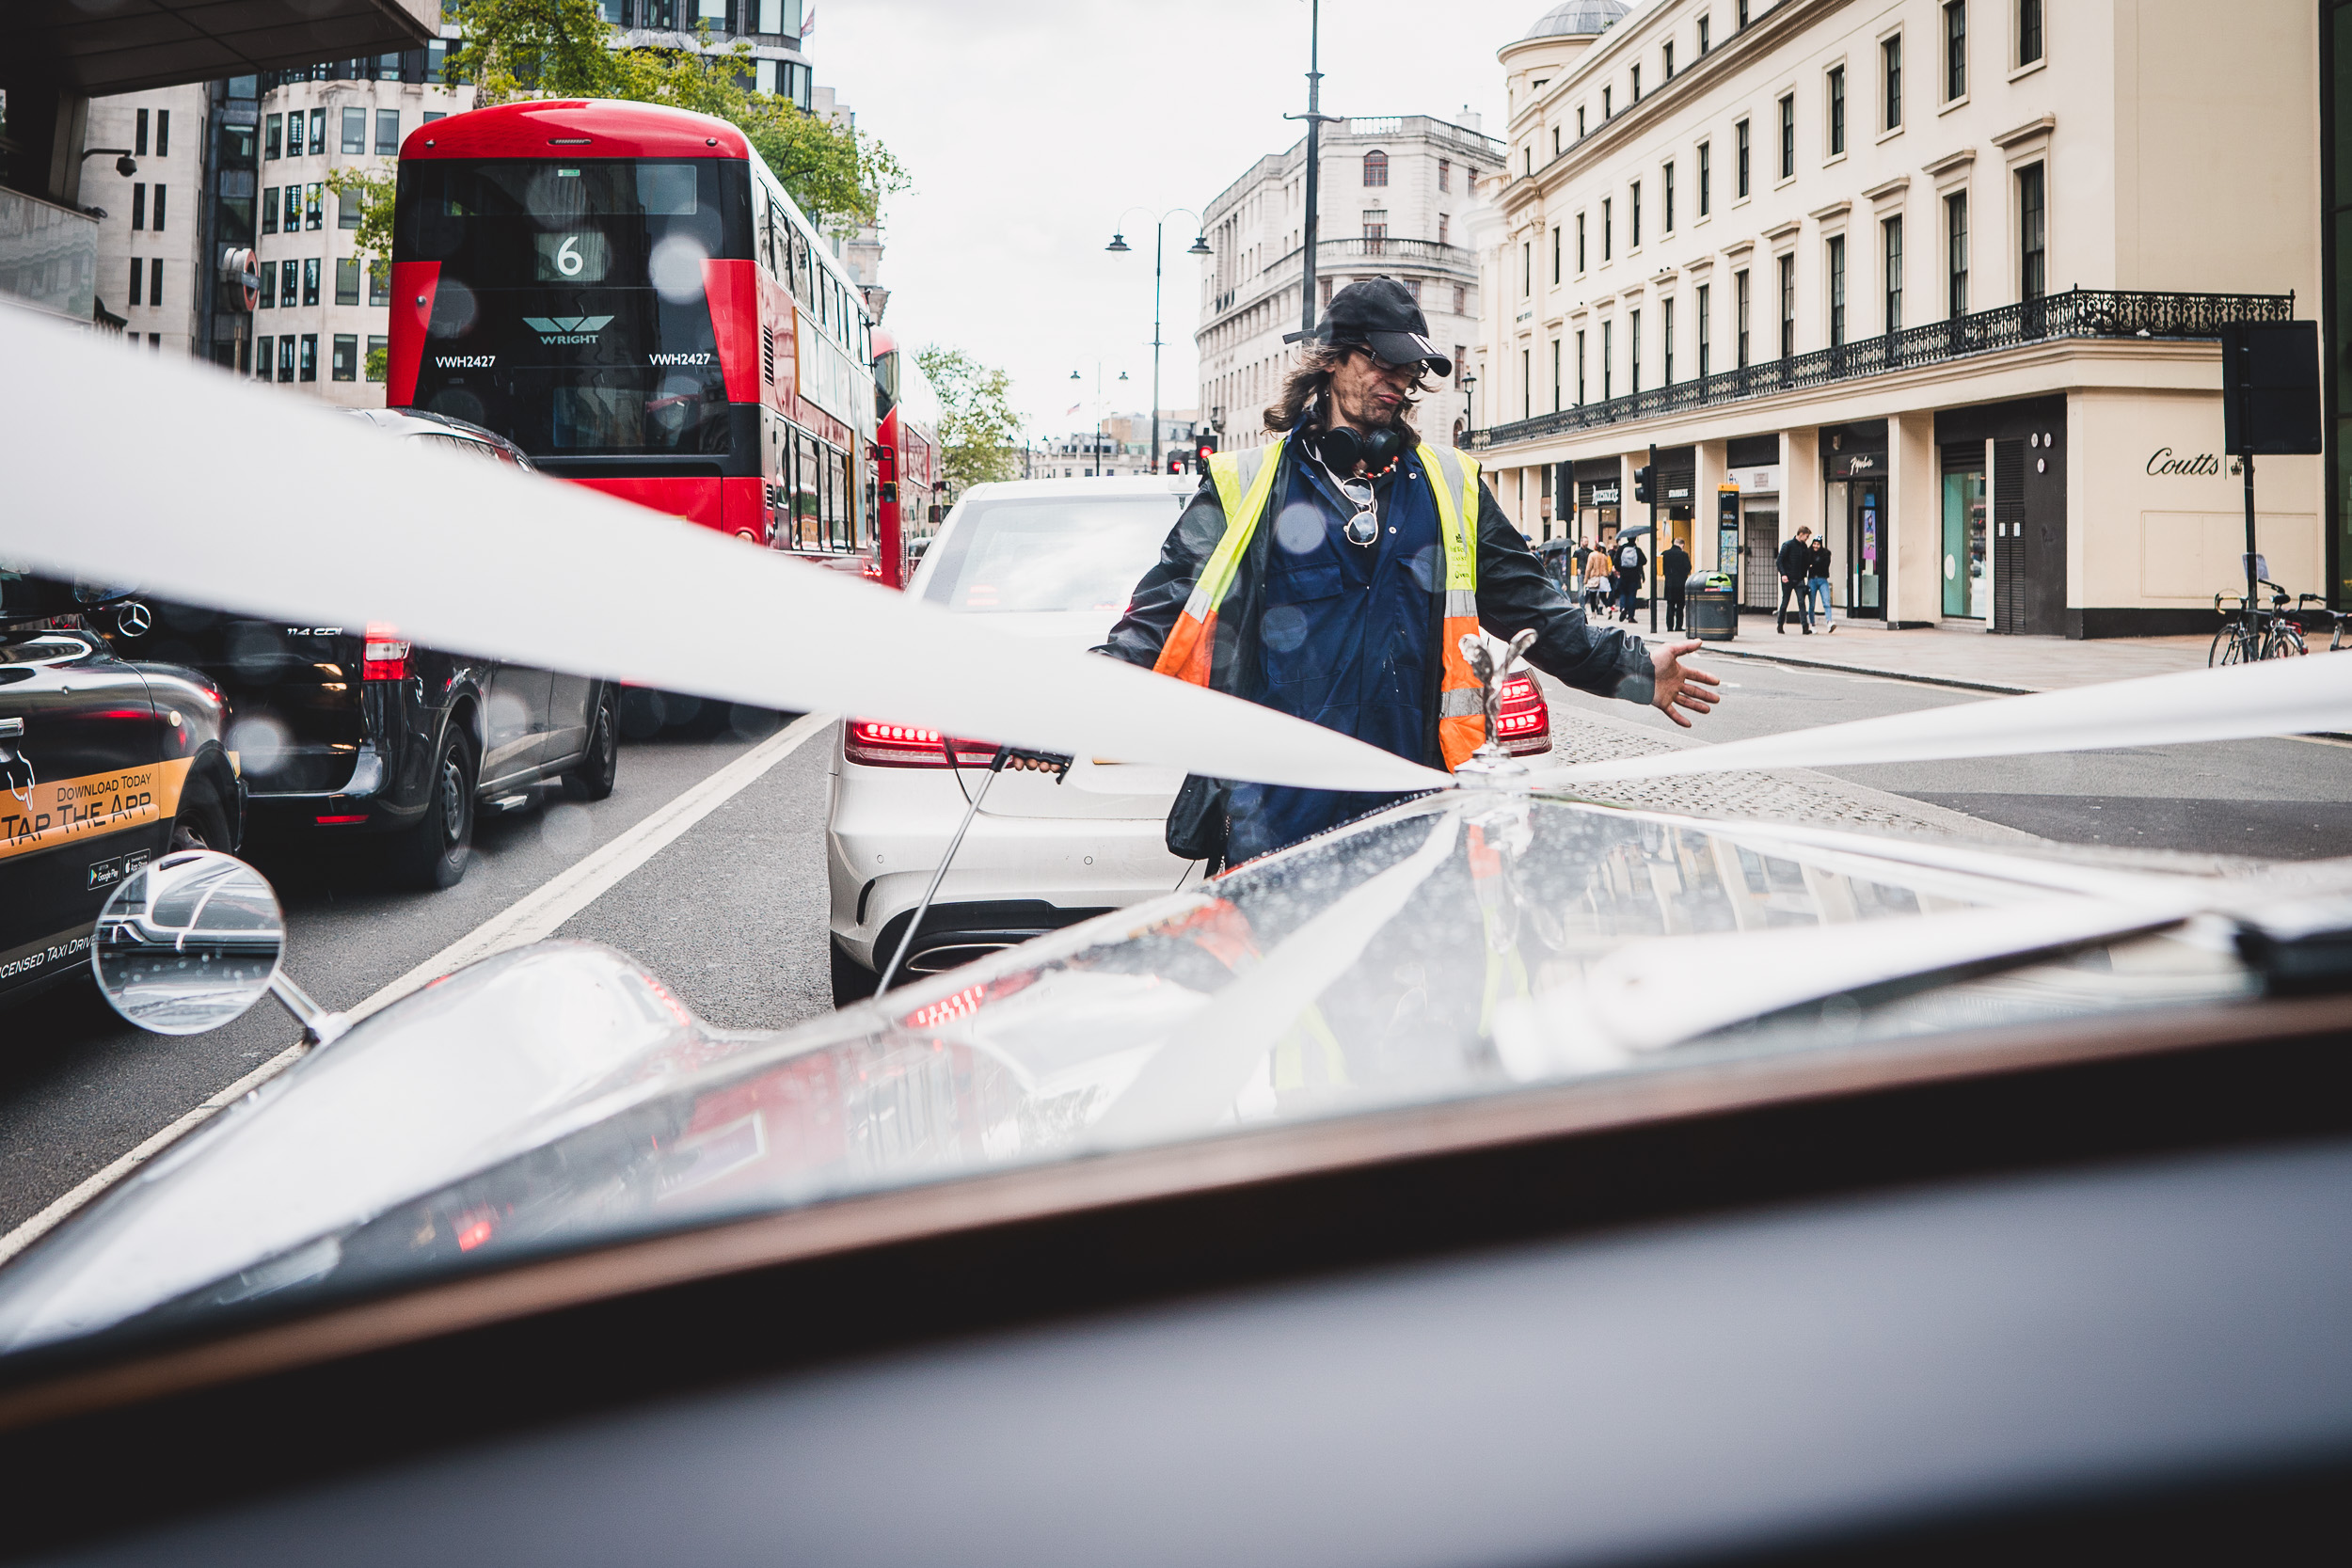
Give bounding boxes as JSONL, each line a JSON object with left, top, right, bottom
{"left": 1613, "top": 534, "right": 1646, "bottom": 623}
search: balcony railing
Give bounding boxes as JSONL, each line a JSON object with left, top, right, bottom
{"left": 1213, "top": 236, "right": 1477, "bottom": 323}
{"left": 1469, "top": 288, "right": 2296, "bottom": 450}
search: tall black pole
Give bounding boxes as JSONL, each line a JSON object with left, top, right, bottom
{"left": 1151, "top": 218, "right": 1164, "bottom": 475}
{"left": 2243, "top": 451, "right": 2260, "bottom": 606}
{"left": 1647, "top": 440, "right": 1660, "bottom": 633}
{"left": 1298, "top": 0, "right": 1323, "bottom": 338}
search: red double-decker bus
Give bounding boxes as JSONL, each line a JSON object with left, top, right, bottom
{"left": 868, "top": 328, "right": 943, "bottom": 588}
{"left": 387, "top": 99, "right": 878, "bottom": 566}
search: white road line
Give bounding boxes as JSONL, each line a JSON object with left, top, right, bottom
{"left": 0, "top": 713, "right": 834, "bottom": 1268}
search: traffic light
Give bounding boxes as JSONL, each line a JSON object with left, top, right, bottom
{"left": 1167, "top": 452, "right": 1187, "bottom": 475}
{"left": 1632, "top": 465, "right": 1655, "bottom": 505}
{"left": 1195, "top": 435, "right": 1218, "bottom": 468}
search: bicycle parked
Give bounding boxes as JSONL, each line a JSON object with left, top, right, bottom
{"left": 2209, "top": 579, "right": 2307, "bottom": 666}
{"left": 2296, "top": 594, "right": 2351, "bottom": 653}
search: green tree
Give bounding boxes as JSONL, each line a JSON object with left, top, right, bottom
{"left": 440, "top": 0, "right": 906, "bottom": 230}
{"left": 916, "top": 346, "right": 1025, "bottom": 494}
{"left": 326, "top": 166, "right": 396, "bottom": 261}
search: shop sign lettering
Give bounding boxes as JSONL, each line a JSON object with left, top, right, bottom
{"left": 2146, "top": 448, "right": 2222, "bottom": 477}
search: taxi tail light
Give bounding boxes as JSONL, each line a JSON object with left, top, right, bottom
{"left": 844, "top": 720, "right": 998, "bottom": 768}
{"left": 362, "top": 622, "right": 411, "bottom": 683}
{"left": 1498, "top": 673, "right": 1551, "bottom": 756}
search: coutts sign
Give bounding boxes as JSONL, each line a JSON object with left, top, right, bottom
{"left": 2146, "top": 447, "right": 2223, "bottom": 477}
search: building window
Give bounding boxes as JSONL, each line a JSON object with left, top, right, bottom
{"left": 366, "top": 334, "right": 388, "bottom": 382}
{"left": 1454, "top": 283, "right": 1468, "bottom": 314}
{"left": 1440, "top": 214, "right": 1451, "bottom": 245}
{"left": 303, "top": 257, "right": 322, "bottom": 306}
{"left": 1551, "top": 337, "right": 1562, "bottom": 410}
{"left": 1947, "top": 190, "right": 1969, "bottom": 315}
{"left": 1697, "top": 282, "right": 1711, "bottom": 375}
{"left": 1738, "top": 0, "right": 1750, "bottom": 24}
{"left": 1778, "top": 95, "right": 1795, "bottom": 181}
{"left": 256, "top": 335, "right": 272, "bottom": 374}
{"left": 1945, "top": 2, "right": 1967, "bottom": 100}
{"left": 340, "top": 187, "right": 361, "bottom": 229}
{"left": 1829, "top": 66, "right": 1846, "bottom": 155}
{"left": 1523, "top": 241, "right": 1533, "bottom": 295}
{"left": 1576, "top": 329, "right": 1586, "bottom": 403}
{"left": 1630, "top": 309, "right": 1642, "bottom": 392}
{"left": 1699, "top": 14, "right": 1710, "bottom": 54}
{"left": 2018, "top": 0, "right": 2042, "bottom": 65}
{"left": 264, "top": 112, "right": 281, "bottom": 159}
{"left": 1778, "top": 253, "right": 1795, "bottom": 356}
{"left": 1662, "top": 296, "right": 1676, "bottom": 384}
{"left": 1883, "top": 34, "right": 1904, "bottom": 129}
{"left": 131, "top": 182, "right": 145, "bottom": 230}
{"left": 1735, "top": 268, "right": 1751, "bottom": 366}
{"left": 1736, "top": 119, "right": 1751, "bottom": 197}
{"left": 1663, "top": 161, "right": 1676, "bottom": 232}
{"left": 1577, "top": 211, "right": 1587, "bottom": 271}
{"left": 375, "top": 108, "right": 401, "bottom": 155}
{"left": 135, "top": 108, "right": 150, "bottom": 156}
{"left": 299, "top": 334, "right": 318, "bottom": 381}
{"left": 153, "top": 184, "right": 167, "bottom": 230}
{"left": 332, "top": 333, "right": 358, "bottom": 381}
{"left": 305, "top": 182, "right": 323, "bottom": 230}
{"left": 262, "top": 187, "right": 278, "bottom": 234}
{"left": 1631, "top": 64, "right": 1642, "bottom": 102}
{"left": 285, "top": 109, "right": 303, "bottom": 157}
{"left": 281, "top": 186, "right": 299, "bottom": 231}
{"left": 1363, "top": 208, "right": 1388, "bottom": 253}
{"left": 1521, "top": 348, "right": 1531, "bottom": 419}
{"left": 1438, "top": 157, "right": 1451, "bottom": 192}
{"left": 1550, "top": 225, "right": 1561, "bottom": 282}
{"left": 1578, "top": 105, "right": 1587, "bottom": 138}
{"left": 341, "top": 106, "right": 365, "bottom": 154}
{"left": 1524, "top": 146, "right": 1533, "bottom": 178}
{"left": 1883, "top": 214, "right": 1903, "bottom": 330}
{"left": 1602, "top": 198, "right": 1613, "bottom": 260}
{"left": 280, "top": 258, "right": 298, "bottom": 307}
{"left": 1602, "top": 320, "right": 1613, "bottom": 399}
{"left": 310, "top": 107, "right": 326, "bottom": 152}
{"left": 1603, "top": 86, "right": 1613, "bottom": 119}
{"left": 127, "top": 257, "right": 143, "bottom": 308}
{"left": 1663, "top": 40, "right": 1675, "bottom": 80}
{"left": 278, "top": 334, "right": 295, "bottom": 382}
{"left": 2018, "top": 163, "right": 2045, "bottom": 300}
{"left": 1363, "top": 150, "right": 1389, "bottom": 186}
{"left": 1827, "top": 234, "right": 1847, "bottom": 345}
{"left": 257, "top": 259, "right": 275, "bottom": 308}
{"left": 335, "top": 257, "right": 361, "bottom": 305}
{"left": 148, "top": 256, "right": 162, "bottom": 305}
{"left": 369, "top": 261, "right": 389, "bottom": 306}
{"left": 1698, "top": 142, "right": 1711, "bottom": 215}
{"left": 1629, "top": 181, "right": 1642, "bottom": 247}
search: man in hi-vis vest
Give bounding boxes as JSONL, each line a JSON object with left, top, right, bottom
{"left": 1098, "top": 279, "right": 1720, "bottom": 868}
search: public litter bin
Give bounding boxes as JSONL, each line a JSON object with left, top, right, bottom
{"left": 1686, "top": 574, "right": 1738, "bottom": 641}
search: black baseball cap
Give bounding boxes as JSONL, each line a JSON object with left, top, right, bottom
{"left": 1285, "top": 277, "right": 1453, "bottom": 378}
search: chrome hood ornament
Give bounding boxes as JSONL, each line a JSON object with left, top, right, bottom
{"left": 1454, "top": 627, "right": 1538, "bottom": 784}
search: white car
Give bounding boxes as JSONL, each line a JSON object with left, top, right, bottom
{"left": 824, "top": 473, "right": 1556, "bottom": 1005}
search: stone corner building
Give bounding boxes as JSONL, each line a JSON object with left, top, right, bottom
{"left": 1469, "top": 0, "right": 2329, "bottom": 637}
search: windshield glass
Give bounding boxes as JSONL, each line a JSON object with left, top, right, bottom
{"left": 0, "top": 794, "right": 2259, "bottom": 1358}
{"left": 918, "top": 493, "right": 1183, "bottom": 613}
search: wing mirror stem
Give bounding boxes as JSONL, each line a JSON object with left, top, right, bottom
{"left": 268, "top": 969, "right": 348, "bottom": 1047}
{"left": 92, "top": 849, "right": 348, "bottom": 1046}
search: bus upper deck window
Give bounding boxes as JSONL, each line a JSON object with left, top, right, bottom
{"left": 636, "top": 165, "right": 697, "bottom": 215}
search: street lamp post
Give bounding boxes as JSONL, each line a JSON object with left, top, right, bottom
{"left": 1284, "top": 0, "right": 1337, "bottom": 341}
{"left": 1070, "top": 364, "right": 1130, "bottom": 475}
{"left": 1106, "top": 212, "right": 1211, "bottom": 474}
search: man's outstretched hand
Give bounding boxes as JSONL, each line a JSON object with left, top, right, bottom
{"left": 1649, "top": 640, "right": 1722, "bottom": 728}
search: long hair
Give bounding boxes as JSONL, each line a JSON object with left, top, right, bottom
{"left": 1262, "top": 341, "right": 1444, "bottom": 444}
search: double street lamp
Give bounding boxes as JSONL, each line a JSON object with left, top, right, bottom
{"left": 1105, "top": 209, "right": 1212, "bottom": 474}
{"left": 1070, "top": 364, "right": 1129, "bottom": 476}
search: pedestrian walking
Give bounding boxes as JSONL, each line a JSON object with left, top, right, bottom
{"left": 1099, "top": 278, "right": 1720, "bottom": 868}
{"left": 1661, "top": 535, "right": 1692, "bottom": 632}
{"left": 1807, "top": 534, "right": 1836, "bottom": 633}
{"left": 1613, "top": 533, "right": 1647, "bottom": 622}
{"left": 1776, "top": 527, "right": 1816, "bottom": 634}
{"left": 1583, "top": 542, "right": 1613, "bottom": 614}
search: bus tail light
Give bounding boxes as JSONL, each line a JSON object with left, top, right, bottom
{"left": 362, "top": 623, "right": 411, "bottom": 682}
{"left": 844, "top": 721, "right": 998, "bottom": 768}
{"left": 1498, "top": 673, "right": 1551, "bottom": 756}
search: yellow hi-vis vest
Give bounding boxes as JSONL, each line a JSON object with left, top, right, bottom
{"left": 1150, "top": 435, "right": 1489, "bottom": 771}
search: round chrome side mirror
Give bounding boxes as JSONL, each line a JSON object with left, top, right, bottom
{"left": 91, "top": 850, "right": 286, "bottom": 1035}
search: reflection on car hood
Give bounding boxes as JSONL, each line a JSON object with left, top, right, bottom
{"left": 0, "top": 792, "right": 2304, "bottom": 1359}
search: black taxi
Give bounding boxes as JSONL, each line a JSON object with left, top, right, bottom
{"left": 104, "top": 409, "right": 621, "bottom": 891}
{"left": 0, "top": 573, "right": 241, "bottom": 1007}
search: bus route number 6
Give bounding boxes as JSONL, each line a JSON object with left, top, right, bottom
{"left": 555, "top": 235, "right": 585, "bottom": 277}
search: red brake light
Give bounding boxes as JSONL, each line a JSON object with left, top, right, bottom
{"left": 1497, "top": 673, "right": 1551, "bottom": 755}
{"left": 362, "top": 621, "right": 411, "bottom": 682}
{"left": 843, "top": 720, "right": 998, "bottom": 768}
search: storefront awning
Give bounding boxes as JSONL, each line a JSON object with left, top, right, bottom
{"left": 15, "top": 0, "right": 437, "bottom": 97}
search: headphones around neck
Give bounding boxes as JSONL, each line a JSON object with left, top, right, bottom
{"left": 1308, "top": 386, "right": 1405, "bottom": 474}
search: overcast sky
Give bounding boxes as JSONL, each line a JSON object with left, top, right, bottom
{"left": 816, "top": 0, "right": 1569, "bottom": 441}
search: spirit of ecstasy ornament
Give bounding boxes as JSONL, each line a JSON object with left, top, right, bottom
{"left": 1454, "top": 627, "right": 1538, "bottom": 781}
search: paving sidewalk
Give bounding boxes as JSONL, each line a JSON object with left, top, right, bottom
{"left": 1631, "top": 611, "right": 2211, "bottom": 693}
